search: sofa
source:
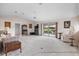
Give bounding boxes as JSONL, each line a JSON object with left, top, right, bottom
{"left": 72, "top": 31, "right": 79, "bottom": 47}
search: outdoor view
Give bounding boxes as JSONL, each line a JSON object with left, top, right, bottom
{"left": 43, "top": 24, "right": 56, "bottom": 36}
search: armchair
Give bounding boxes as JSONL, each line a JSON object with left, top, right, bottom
{"left": 63, "top": 26, "right": 75, "bottom": 43}
{"left": 63, "top": 29, "right": 72, "bottom": 43}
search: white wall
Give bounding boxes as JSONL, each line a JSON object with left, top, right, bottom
{"left": 0, "top": 3, "right": 79, "bottom": 36}
{"left": 41, "top": 16, "right": 79, "bottom": 39}
{"left": 0, "top": 16, "right": 37, "bottom": 36}
{"left": 58, "top": 16, "right": 79, "bottom": 39}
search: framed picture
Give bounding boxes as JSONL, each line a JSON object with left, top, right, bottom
{"left": 5, "top": 21, "right": 11, "bottom": 28}
{"left": 29, "top": 24, "right": 32, "bottom": 28}
{"left": 64, "top": 21, "right": 71, "bottom": 28}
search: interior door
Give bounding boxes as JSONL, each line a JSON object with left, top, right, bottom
{"left": 15, "top": 23, "right": 20, "bottom": 36}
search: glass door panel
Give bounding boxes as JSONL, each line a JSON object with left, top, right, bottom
{"left": 48, "top": 25, "right": 56, "bottom": 36}
{"left": 43, "top": 24, "right": 56, "bottom": 37}
{"left": 43, "top": 25, "right": 49, "bottom": 36}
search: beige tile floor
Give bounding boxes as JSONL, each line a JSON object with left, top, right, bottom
{"left": 1, "top": 36, "right": 79, "bottom": 56}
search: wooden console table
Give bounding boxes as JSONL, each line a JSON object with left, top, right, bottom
{"left": 3, "top": 40, "right": 22, "bottom": 56}
{"left": 0, "top": 37, "right": 22, "bottom": 56}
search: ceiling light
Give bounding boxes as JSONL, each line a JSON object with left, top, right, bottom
{"left": 39, "top": 3, "right": 43, "bottom": 5}
{"left": 33, "top": 17, "right": 36, "bottom": 19}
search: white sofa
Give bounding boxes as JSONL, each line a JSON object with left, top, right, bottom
{"left": 63, "top": 30, "right": 79, "bottom": 47}
{"left": 72, "top": 31, "right": 79, "bottom": 47}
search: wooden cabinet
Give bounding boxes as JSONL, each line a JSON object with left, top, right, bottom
{"left": 22, "top": 25, "right": 28, "bottom": 35}
{"left": 34, "top": 24, "right": 39, "bottom": 35}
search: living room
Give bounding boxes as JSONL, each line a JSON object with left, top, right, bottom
{"left": 0, "top": 3, "right": 79, "bottom": 56}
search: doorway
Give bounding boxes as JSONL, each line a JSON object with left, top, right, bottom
{"left": 15, "top": 23, "right": 20, "bottom": 36}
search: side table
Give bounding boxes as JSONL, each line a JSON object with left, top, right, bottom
{"left": 69, "top": 37, "right": 74, "bottom": 46}
{"left": 58, "top": 33, "right": 62, "bottom": 39}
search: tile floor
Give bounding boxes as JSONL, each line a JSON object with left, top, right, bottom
{"left": 1, "top": 36, "right": 79, "bottom": 56}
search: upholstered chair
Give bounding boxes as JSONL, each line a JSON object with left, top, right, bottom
{"left": 72, "top": 31, "right": 79, "bottom": 47}
{"left": 63, "top": 26, "right": 75, "bottom": 43}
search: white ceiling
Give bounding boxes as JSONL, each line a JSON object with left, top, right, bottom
{"left": 0, "top": 3, "right": 78, "bottom": 23}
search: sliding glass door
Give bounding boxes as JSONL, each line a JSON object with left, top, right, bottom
{"left": 43, "top": 23, "right": 56, "bottom": 37}
{"left": 48, "top": 24, "right": 56, "bottom": 36}
{"left": 43, "top": 25, "right": 49, "bottom": 36}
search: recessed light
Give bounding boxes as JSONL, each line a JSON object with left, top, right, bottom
{"left": 33, "top": 17, "right": 36, "bottom": 19}
{"left": 39, "top": 3, "right": 43, "bottom": 5}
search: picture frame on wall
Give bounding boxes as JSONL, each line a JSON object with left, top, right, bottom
{"left": 29, "top": 24, "right": 32, "bottom": 28}
{"left": 5, "top": 21, "right": 11, "bottom": 28}
{"left": 64, "top": 21, "right": 71, "bottom": 28}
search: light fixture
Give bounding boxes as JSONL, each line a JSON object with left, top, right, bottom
{"left": 39, "top": 3, "right": 43, "bottom": 5}
{"left": 33, "top": 17, "right": 36, "bottom": 19}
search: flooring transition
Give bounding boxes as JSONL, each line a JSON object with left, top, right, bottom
{"left": 1, "top": 36, "right": 79, "bottom": 56}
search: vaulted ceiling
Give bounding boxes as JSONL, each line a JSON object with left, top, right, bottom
{"left": 0, "top": 3, "right": 78, "bottom": 23}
